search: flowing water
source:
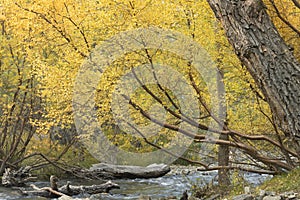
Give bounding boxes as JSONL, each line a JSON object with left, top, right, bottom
{"left": 0, "top": 166, "right": 270, "bottom": 200}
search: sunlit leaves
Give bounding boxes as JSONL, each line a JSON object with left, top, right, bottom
{"left": 1, "top": 0, "right": 295, "bottom": 161}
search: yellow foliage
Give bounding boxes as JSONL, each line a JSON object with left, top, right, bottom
{"left": 1, "top": 0, "right": 296, "bottom": 156}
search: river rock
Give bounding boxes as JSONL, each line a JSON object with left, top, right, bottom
{"left": 244, "top": 186, "right": 251, "bottom": 194}
{"left": 259, "top": 190, "right": 267, "bottom": 197}
{"left": 280, "top": 191, "right": 298, "bottom": 199}
{"left": 58, "top": 196, "right": 74, "bottom": 200}
{"left": 232, "top": 194, "right": 254, "bottom": 200}
{"left": 265, "top": 191, "right": 276, "bottom": 196}
{"left": 258, "top": 190, "right": 278, "bottom": 200}
{"left": 262, "top": 196, "right": 281, "bottom": 200}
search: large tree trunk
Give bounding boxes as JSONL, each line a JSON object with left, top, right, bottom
{"left": 206, "top": 0, "right": 300, "bottom": 156}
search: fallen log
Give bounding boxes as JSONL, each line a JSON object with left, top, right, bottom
{"left": 21, "top": 175, "right": 120, "bottom": 198}
{"left": 81, "top": 163, "right": 171, "bottom": 179}
{"left": 59, "top": 180, "right": 120, "bottom": 195}
{"left": 1, "top": 167, "right": 37, "bottom": 187}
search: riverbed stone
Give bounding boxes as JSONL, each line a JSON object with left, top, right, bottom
{"left": 265, "top": 191, "right": 276, "bottom": 196}
{"left": 286, "top": 194, "right": 297, "bottom": 200}
{"left": 244, "top": 186, "right": 251, "bottom": 194}
{"left": 232, "top": 194, "right": 254, "bottom": 200}
{"left": 259, "top": 190, "right": 266, "bottom": 197}
{"left": 280, "top": 191, "right": 298, "bottom": 199}
{"left": 262, "top": 196, "right": 281, "bottom": 200}
{"left": 57, "top": 196, "right": 74, "bottom": 200}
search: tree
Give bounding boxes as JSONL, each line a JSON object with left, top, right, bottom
{"left": 206, "top": 0, "right": 300, "bottom": 156}
{"left": 0, "top": 0, "right": 85, "bottom": 175}
{"left": 1, "top": 0, "right": 299, "bottom": 189}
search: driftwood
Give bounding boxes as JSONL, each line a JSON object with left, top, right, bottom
{"left": 80, "top": 163, "right": 171, "bottom": 179}
{"left": 59, "top": 180, "right": 120, "bottom": 195}
{"left": 23, "top": 183, "right": 71, "bottom": 198}
{"left": 1, "top": 167, "right": 37, "bottom": 187}
{"left": 21, "top": 175, "right": 120, "bottom": 198}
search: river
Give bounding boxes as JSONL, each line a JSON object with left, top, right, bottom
{"left": 0, "top": 166, "right": 270, "bottom": 200}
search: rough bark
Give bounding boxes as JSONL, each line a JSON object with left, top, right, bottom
{"left": 82, "top": 163, "right": 170, "bottom": 179}
{"left": 206, "top": 0, "right": 300, "bottom": 155}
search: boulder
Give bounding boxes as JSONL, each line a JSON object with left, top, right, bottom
{"left": 262, "top": 196, "right": 281, "bottom": 200}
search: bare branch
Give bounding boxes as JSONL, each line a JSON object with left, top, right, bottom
{"left": 268, "top": 0, "right": 300, "bottom": 37}
{"left": 196, "top": 165, "right": 276, "bottom": 175}
{"left": 128, "top": 121, "right": 278, "bottom": 175}
{"left": 130, "top": 67, "right": 212, "bottom": 131}
{"left": 60, "top": 3, "right": 90, "bottom": 50}
{"left": 127, "top": 121, "right": 209, "bottom": 169}
{"left": 291, "top": 0, "right": 300, "bottom": 9}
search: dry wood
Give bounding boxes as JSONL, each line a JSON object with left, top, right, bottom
{"left": 28, "top": 184, "right": 71, "bottom": 198}
{"left": 21, "top": 175, "right": 120, "bottom": 198}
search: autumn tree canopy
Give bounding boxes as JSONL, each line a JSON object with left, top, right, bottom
{"left": 0, "top": 0, "right": 299, "bottom": 177}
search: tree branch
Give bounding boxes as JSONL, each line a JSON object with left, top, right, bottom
{"left": 268, "top": 0, "right": 300, "bottom": 36}
{"left": 291, "top": 0, "right": 300, "bottom": 9}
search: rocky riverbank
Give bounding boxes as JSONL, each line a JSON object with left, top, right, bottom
{"left": 189, "top": 166, "right": 300, "bottom": 200}
{"left": 121, "top": 189, "right": 299, "bottom": 200}
{"left": 230, "top": 190, "right": 299, "bottom": 200}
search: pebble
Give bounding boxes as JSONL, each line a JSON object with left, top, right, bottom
{"left": 244, "top": 186, "right": 251, "bottom": 194}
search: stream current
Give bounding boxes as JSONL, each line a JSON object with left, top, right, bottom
{"left": 0, "top": 166, "right": 270, "bottom": 200}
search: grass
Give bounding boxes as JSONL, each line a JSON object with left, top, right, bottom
{"left": 192, "top": 167, "right": 300, "bottom": 199}
{"left": 256, "top": 167, "right": 300, "bottom": 193}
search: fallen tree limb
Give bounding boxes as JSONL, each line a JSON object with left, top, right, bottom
{"left": 59, "top": 180, "right": 120, "bottom": 195}
{"left": 21, "top": 175, "right": 120, "bottom": 198}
